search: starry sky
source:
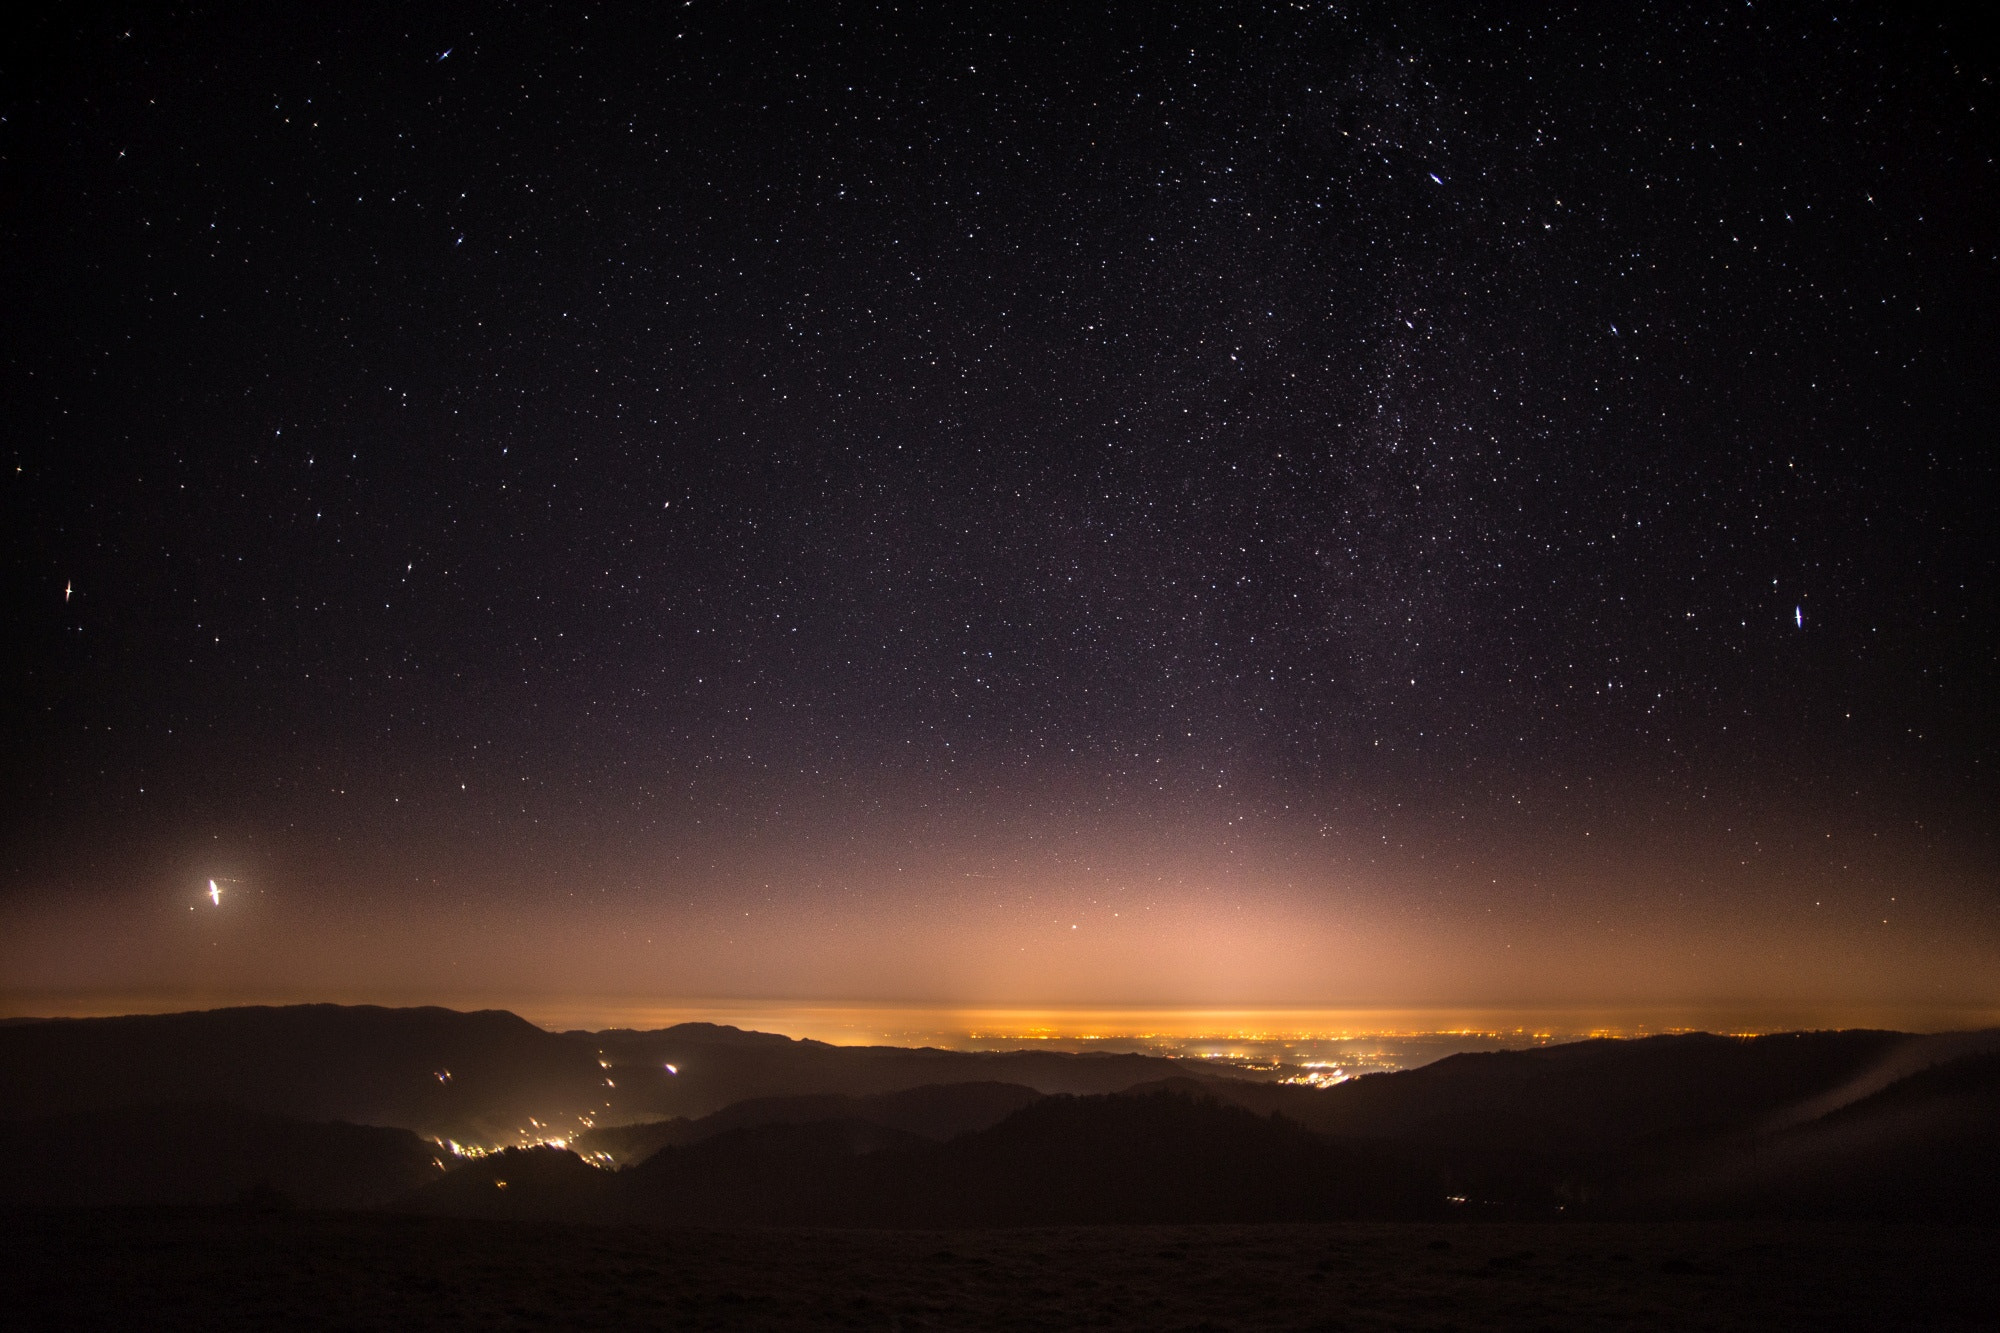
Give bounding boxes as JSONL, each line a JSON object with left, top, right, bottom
{"left": 3, "top": 2, "right": 1995, "bottom": 1027}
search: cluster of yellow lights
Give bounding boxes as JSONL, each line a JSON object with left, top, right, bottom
{"left": 1278, "top": 1061, "right": 1351, "bottom": 1089}
{"left": 440, "top": 1132, "right": 614, "bottom": 1163}
{"left": 421, "top": 1022, "right": 1785, "bottom": 1174}
{"left": 438, "top": 1107, "right": 613, "bottom": 1164}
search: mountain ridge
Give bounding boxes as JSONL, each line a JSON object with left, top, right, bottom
{"left": 5, "top": 1005, "right": 1994, "bottom": 1224}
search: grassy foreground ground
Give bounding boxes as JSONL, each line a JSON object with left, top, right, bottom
{"left": 4, "top": 1208, "right": 1994, "bottom": 1331}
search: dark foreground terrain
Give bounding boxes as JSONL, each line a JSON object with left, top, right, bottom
{"left": 4, "top": 1208, "right": 1993, "bottom": 1331}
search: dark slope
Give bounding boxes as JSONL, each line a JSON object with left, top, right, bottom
{"left": 694, "top": 1080, "right": 1047, "bottom": 1143}
{"left": 11, "top": 1210, "right": 2000, "bottom": 1333}
{"left": 1163, "top": 1030, "right": 1948, "bottom": 1149}
{"left": 1300, "top": 1031, "right": 1916, "bottom": 1150}
{"left": 0, "top": 1004, "right": 1259, "bottom": 1159}
{"left": 1134, "top": 1030, "right": 2000, "bottom": 1215}
{"left": 583, "top": 1022, "right": 1256, "bottom": 1119}
{"left": 837, "top": 1089, "right": 1436, "bottom": 1227}
{"left": 399, "top": 1032, "right": 2000, "bottom": 1226}
{"left": 406, "top": 1088, "right": 1436, "bottom": 1226}
{"left": 574, "top": 1080, "right": 1044, "bottom": 1164}
{"left": 0, "top": 1005, "right": 606, "bottom": 1140}
{"left": 400, "top": 1118, "right": 932, "bottom": 1224}
{"left": 398, "top": 1143, "right": 613, "bottom": 1222}
{"left": 567, "top": 1116, "right": 694, "bottom": 1166}
{"left": 14, "top": 1012, "right": 1995, "bottom": 1223}
{"left": 1654, "top": 1047, "right": 2000, "bottom": 1221}
{"left": 620, "top": 1119, "right": 934, "bottom": 1225}
{"left": 0, "top": 1103, "right": 445, "bottom": 1208}
{"left": 0, "top": 1006, "right": 1229, "bottom": 1142}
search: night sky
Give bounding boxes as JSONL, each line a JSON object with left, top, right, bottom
{"left": 3, "top": 3, "right": 1995, "bottom": 1027}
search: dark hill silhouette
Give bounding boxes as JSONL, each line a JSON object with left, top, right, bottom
{"left": 583, "top": 1022, "right": 1254, "bottom": 1120}
{"left": 402, "top": 1087, "right": 1438, "bottom": 1226}
{"left": 1296, "top": 1031, "right": 1920, "bottom": 1150}
{"left": 0, "top": 1005, "right": 606, "bottom": 1141}
{"left": 404, "top": 1040, "right": 2000, "bottom": 1228}
{"left": 1751, "top": 1029, "right": 2000, "bottom": 1132}
{"left": 574, "top": 1080, "right": 1044, "bottom": 1164}
{"left": 1154, "top": 1031, "right": 1953, "bottom": 1150}
{"left": 568, "top": 1116, "right": 691, "bottom": 1166}
{"left": 616, "top": 1118, "right": 933, "bottom": 1224}
{"left": 1106, "top": 1031, "right": 2000, "bottom": 1217}
{"left": 398, "top": 1118, "right": 935, "bottom": 1223}
{"left": 0, "top": 1006, "right": 1246, "bottom": 1140}
{"left": 398, "top": 1143, "right": 612, "bottom": 1222}
{"left": 1651, "top": 1047, "right": 2000, "bottom": 1221}
{"left": 0, "top": 1103, "right": 445, "bottom": 1208}
{"left": 837, "top": 1087, "right": 1436, "bottom": 1227}
{"left": 10, "top": 1007, "right": 1994, "bottom": 1223}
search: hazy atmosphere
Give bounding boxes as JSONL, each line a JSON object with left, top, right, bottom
{"left": 5, "top": 1, "right": 1995, "bottom": 1038}
{"left": 7, "top": 13, "right": 2000, "bottom": 1332}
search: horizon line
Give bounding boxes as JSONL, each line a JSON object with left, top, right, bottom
{"left": 6, "top": 993, "right": 1996, "bottom": 1045}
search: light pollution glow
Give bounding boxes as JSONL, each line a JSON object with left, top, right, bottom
{"left": 2, "top": 792, "right": 1994, "bottom": 1036}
